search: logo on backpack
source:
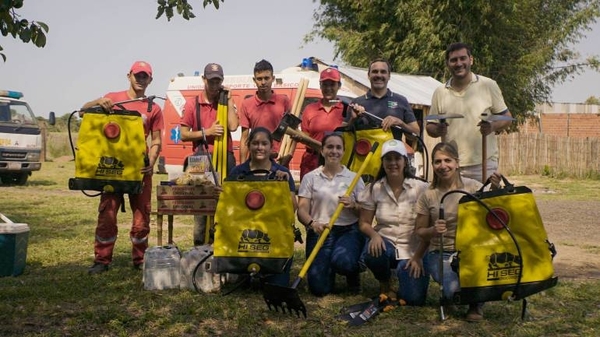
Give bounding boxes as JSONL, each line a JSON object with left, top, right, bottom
{"left": 95, "top": 156, "right": 124, "bottom": 177}
{"left": 487, "top": 252, "right": 521, "bottom": 281}
{"left": 238, "top": 228, "right": 271, "bottom": 253}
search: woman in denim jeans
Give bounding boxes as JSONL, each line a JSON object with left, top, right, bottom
{"left": 415, "top": 142, "right": 500, "bottom": 321}
{"left": 357, "top": 139, "right": 430, "bottom": 305}
{"left": 297, "top": 133, "right": 365, "bottom": 296}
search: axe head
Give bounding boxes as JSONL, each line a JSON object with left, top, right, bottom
{"left": 425, "top": 113, "right": 464, "bottom": 122}
{"left": 273, "top": 113, "right": 302, "bottom": 141}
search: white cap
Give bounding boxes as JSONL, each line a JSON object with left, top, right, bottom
{"left": 380, "top": 139, "right": 407, "bottom": 158}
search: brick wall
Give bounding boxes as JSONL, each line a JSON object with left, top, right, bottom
{"left": 520, "top": 103, "right": 600, "bottom": 138}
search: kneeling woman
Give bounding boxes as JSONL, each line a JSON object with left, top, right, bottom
{"left": 415, "top": 142, "right": 500, "bottom": 321}
{"left": 228, "top": 127, "right": 297, "bottom": 286}
{"left": 297, "top": 133, "right": 365, "bottom": 296}
{"left": 357, "top": 139, "right": 430, "bottom": 305}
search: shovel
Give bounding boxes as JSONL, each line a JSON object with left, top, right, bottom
{"left": 263, "top": 142, "right": 380, "bottom": 318}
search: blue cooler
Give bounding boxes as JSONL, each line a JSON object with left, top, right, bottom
{"left": 0, "top": 213, "right": 30, "bottom": 277}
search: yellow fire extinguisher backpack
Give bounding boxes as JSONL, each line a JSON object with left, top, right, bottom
{"left": 335, "top": 125, "right": 413, "bottom": 181}
{"left": 68, "top": 108, "right": 146, "bottom": 194}
{"left": 213, "top": 172, "right": 295, "bottom": 275}
{"left": 453, "top": 176, "right": 558, "bottom": 306}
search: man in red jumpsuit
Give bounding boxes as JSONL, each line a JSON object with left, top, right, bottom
{"left": 81, "top": 61, "right": 164, "bottom": 274}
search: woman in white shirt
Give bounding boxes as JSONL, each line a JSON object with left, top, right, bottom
{"left": 358, "top": 139, "right": 430, "bottom": 305}
{"left": 297, "top": 133, "right": 365, "bottom": 296}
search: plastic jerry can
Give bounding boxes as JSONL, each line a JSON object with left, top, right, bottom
{"left": 180, "top": 245, "right": 221, "bottom": 293}
{"left": 143, "top": 245, "right": 181, "bottom": 290}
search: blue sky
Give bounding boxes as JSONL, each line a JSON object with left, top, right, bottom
{"left": 0, "top": 0, "right": 599, "bottom": 118}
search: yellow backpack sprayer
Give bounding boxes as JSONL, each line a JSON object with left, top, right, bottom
{"left": 68, "top": 96, "right": 164, "bottom": 195}
{"left": 334, "top": 106, "right": 430, "bottom": 181}
{"left": 213, "top": 173, "right": 296, "bottom": 276}
{"left": 438, "top": 175, "right": 558, "bottom": 320}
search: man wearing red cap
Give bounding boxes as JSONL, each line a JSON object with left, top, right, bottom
{"left": 180, "top": 62, "right": 239, "bottom": 245}
{"left": 81, "top": 61, "right": 164, "bottom": 274}
{"left": 239, "top": 59, "right": 291, "bottom": 162}
{"left": 297, "top": 67, "right": 347, "bottom": 180}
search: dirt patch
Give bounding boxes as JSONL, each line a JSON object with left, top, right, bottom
{"left": 536, "top": 199, "right": 600, "bottom": 280}
{"left": 51, "top": 155, "right": 74, "bottom": 162}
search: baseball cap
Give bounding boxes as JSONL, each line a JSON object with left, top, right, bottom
{"left": 381, "top": 139, "right": 407, "bottom": 158}
{"left": 130, "top": 61, "right": 153, "bottom": 77}
{"left": 204, "top": 63, "right": 224, "bottom": 80}
{"left": 320, "top": 67, "right": 341, "bottom": 82}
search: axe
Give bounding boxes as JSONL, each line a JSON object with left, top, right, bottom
{"left": 272, "top": 113, "right": 322, "bottom": 151}
{"left": 424, "top": 113, "right": 464, "bottom": 124}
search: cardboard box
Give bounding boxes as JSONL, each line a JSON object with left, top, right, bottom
{"left": 157, "top": 199, "right": 217, "bottom": 214}
{"left": 0, "top": 214, "right": 29, "bottom": 277}
{"left": 156, "top": 184, "right": 217, "bottom": 214}
{"left": 186, "top": 155, "right": 211, "bottom": 174}
{"left": 156, "top": 184, "right": 215, "bottom": 199}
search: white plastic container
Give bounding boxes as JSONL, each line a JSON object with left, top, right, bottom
{"left": 180, "top": 245, "right": 221, "bottom": 293}
{"left": 143, "top": 245, "right": 181, "bottom": 290}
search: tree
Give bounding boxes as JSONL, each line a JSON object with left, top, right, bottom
{"left": 584, "top": 96, "right": 600, "bottom": 105}
{"left": 0, "top": 0, "right": 224, "bottom": 61}
{"left": 155, "top": 0, "right": 225, "bottom": 21}
{"left": 307, "top": 0, "right": 600, "bottom": 126}
{"left": 0, "top": 0, "right": 49, "bottom": 62}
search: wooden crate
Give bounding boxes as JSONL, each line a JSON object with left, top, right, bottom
{"left": 156, "top": 184, "right": 216, "bottom": 214}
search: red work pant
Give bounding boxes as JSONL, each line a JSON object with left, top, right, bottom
{"left": 93, "top": 173, "right": 152, "bottom": 265}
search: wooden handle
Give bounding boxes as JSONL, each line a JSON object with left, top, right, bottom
{"left": 286, "top": 128, "right": 322, "bottom": 150}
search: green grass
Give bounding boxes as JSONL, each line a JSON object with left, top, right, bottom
{"left": 507, "top": 175, "right": 600, "bottom": 202}
{"left": 1, "top": 162, "right": 599, "bottom": 336}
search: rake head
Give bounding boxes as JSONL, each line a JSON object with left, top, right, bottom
{"left": 263, "top": 283, "right": 307, "bottom": 318}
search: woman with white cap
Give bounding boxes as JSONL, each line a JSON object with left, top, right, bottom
{"left": 357, "top": 139, "right": 430, "bottom": 305}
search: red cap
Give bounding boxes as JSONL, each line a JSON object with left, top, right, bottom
{"left": 204, "top": 63, "right": 224, "bottom": 80}
{"left": 130, "top": 61, "right": 153, "bottom": 77}
{"left": 320, "top": 67, "right": 341, "bottom": 82}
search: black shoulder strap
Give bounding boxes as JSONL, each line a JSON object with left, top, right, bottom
{"left": 193, "top": 95, "right": 204, "bottom": 149}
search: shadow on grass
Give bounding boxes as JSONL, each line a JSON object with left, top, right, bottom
{"left": 24, "top": 179, "right": 58, "bottom": 187}
{"left": 2, "top": 252, "right": 599, "bottom": 337}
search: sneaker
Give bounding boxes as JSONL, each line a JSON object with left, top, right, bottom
{"left": 465, "top": 304, "right": 484, "bottom": 322}
{"left": 133, "top": 263, "right": 143, "bottom": 271}
{"left": 88, "top": 262, "right": 109, "bottom": 275}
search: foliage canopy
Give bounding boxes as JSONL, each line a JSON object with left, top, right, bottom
{"left": 0, "top": 0, "right": 224, "bottom": 61}
{"left": 3, "top": 0, "right": 599, "bottom": 119}
{"left": 307, "top": 0, "right": 600, "bottom": 123}
{"left": 0, "top": 0, "right": 49, "bottom": 62}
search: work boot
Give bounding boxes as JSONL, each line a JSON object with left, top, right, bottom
{"left": 88, "top": 262, "right": 109, "bottom": 275}
{"left": 466, "top": 303, "right": 484, "bottom": 322}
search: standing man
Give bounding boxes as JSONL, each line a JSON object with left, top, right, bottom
{"left": 239, "top": 59, "right": 291, "bottom": 162}
{"left": 426, "top": 42, "right": 513, "bottom": 182}
{"left": 350, "top": 58, "right": 420, "bottom": 137}
{"left": 180, "top": 62, "right": 239, "bottom": 245}
{"left": 82, "top": 61, "right": 163, "bottom": 274}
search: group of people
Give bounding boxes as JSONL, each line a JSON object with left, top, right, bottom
{"left": 81, "top": 42, "right": 513, "bottom": 322}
